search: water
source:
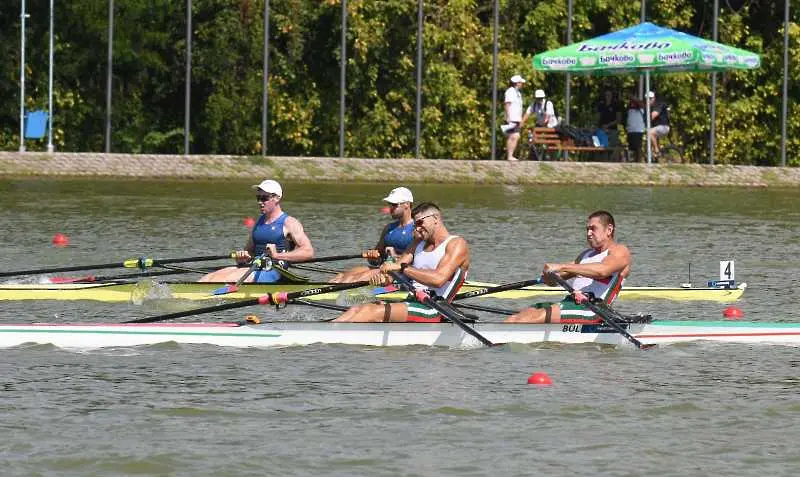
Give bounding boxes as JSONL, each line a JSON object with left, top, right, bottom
{"left": 1, "top": 178, "right": 799, "bottom": 476}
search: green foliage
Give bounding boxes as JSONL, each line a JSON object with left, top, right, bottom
{"left": 0, "top": 0, "right": 797, "bottom": 164}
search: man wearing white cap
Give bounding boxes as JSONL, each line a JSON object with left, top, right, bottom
{"left": 502, "top": 75, "right": 527, "bottom": 161}
{"left": 199, "top": 179, "right": 314, "bottom": 283}
{"left": 330, "top": 186, "right": 415, "bottom": 283}
{"left": 526, "top": 89, "right": 558, "bottom": 128}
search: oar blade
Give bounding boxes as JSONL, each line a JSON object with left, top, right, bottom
{"left": 211, "top": 284, "right": 239, "bottom": 295}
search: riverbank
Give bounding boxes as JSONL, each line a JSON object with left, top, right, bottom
{"left": 1, "top": 152, "right": 798, "bottom": 187}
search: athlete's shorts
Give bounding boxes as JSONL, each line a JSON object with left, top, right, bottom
{"left": 404, "top": 297, "right": 444, "bottom": 323}
{"left": 530, "top": 297, "right": 597, "bottom": 321}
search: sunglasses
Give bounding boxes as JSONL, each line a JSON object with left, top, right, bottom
{"left": 256, "top": 194, "right": 278, "bottom": 202}
{"left": 414, "top": 214, "right": 436, "bottom": 228}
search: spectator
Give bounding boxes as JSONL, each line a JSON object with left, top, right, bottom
{"left": 647, "top": 91, "right": 671, "bottom": 159}
{"left": 502, "top": 75, "right": 526, "bottom": 161}
{"left": 596, "top": 89, "right": 622, "bottom": 152}
{"left": 525, "top": 89, "right": 558, "bottom": 128}
{"left": 625, "top": 93, "right": 645, "bottom": 162}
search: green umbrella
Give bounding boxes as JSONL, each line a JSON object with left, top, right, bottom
{"left": 533, "top": 22, "right": 760, "bottom": 162}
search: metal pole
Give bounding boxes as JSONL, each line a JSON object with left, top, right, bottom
{"left": 184, "top": 0, "right": 192, "bottom": 155}
{"left": 414, "top": 0, "right": 423, "bottom": 159}
{"left": 261, "top": 0, "right": 270, "bottom": 157}
{"left": 20, "top": 0, "right": 27, "bottom": 152}
{"left": 710, "top": 0, "right": 718, "bottom": 165}
{"left": 339, "top": 0, "right": 347, "bottom": 158}
{"left": 645, "top": 72, "right": 652, "bottom": 164}
{"left": 105, "top": 0, "right": 113, "bottom": 153}
{"left": 47, "top": 0, "right": 54, "bottom": 153}
{"left": 564, "top": 0, "right": 572, "bottom": 161}
{"left": 639, "top": 0, "right": 646, "bottom": 98}
{"left": 781, "top": 0, "right": 789, "bottom": 167}
{"left": 490, "top": 0, "right": 498, "bottom": 161}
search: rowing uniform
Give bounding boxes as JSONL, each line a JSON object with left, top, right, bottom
{"left": 404, "top": 236, "right": 467, "bottom": 323}
{"left": 250, "top": 212, "right": 294, "bottom": 283}
{"left": 532, "top": 248, "right": 623, "bottom": 319}
{"left": 384, "top": 221, "right": 414, "bottom": 254}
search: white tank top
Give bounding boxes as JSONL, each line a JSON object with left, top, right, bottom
{"left": 569, "top": 248, "right": 623, "bottom": 302}
{"left": 411, "top": 235, "right": 464, "bottom": 298}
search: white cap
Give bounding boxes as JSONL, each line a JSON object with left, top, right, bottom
{"left": 534, "top": 89, "right": 546, "bottom": 98}
{"left": 510, "top": 75, "right": 526, "bottom": 84}
{"left": 647, "top": 91, "right": 655, "bottom": 98}
{"left": 383, "top": 186, "right": 414, "bottom": 204}
{"left": 251, "top": 179, "right": 283, "bottom": 197}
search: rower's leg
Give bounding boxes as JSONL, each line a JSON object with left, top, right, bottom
{"left": 334, "top": 302, "right": 409, "bottom": 322}
{"left": 198, "top": 266, "right": 248, "bottom": 283}
{"left": 505, "top": 303, "right": 561, "bottom": 323}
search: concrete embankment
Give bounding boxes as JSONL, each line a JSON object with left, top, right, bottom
{"left": 1, "top": 152, "right": 798, "bottom": 187}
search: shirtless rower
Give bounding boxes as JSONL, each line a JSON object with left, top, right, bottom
{"left": 330, "top": 186, "right": 415, "bottom": 283}
{"left": 198, "top": 179, "right": 314, "bottom": 283}
{"left": 506, "top": 210, "right": 631, "bottom": 323}
{"left": 334, "top": 202, "right": 470, "bottom": 322}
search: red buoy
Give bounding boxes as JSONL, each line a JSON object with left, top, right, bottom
{"left": 380, "top": 206, "right": 391, "bottom": 214}
{"left": 723, "top": 306, "right": 744, "bottom": 319}
{"left": 243, "top": 217, "right": 256, "bottom": 228}
{"left": 52, "top": 233, "right": 70, "bottom": 247}
{"left": 527, "top": 372, "right": 553, "bottom": 386}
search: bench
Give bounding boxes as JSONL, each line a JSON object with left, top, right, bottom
{"left": 527, "top": 127, "right": 625, "bottom": 161}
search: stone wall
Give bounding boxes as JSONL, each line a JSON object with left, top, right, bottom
{"left": 1, "top": 152, "right": 798, "bottom": 187}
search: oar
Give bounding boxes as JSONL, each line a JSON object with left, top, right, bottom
{"left": 390, "top": 272, "right": 495, "bottom": 347}
{"left": 0, "top": 253, "right": 236, "bottom": 278}
{"left": 211, "top": 255, "right": 268, "bottom": 295}
{"left": 49, "top": 268, "right": 209, "bottom": 284}
{"left": 286, "top": 251, "right": 380, "bottom": 265}
{"left": 125, "top": 281, "right": 370, "bottom": 324}
{"left": 452, "top": 278, "right": 543, "bottom": 301}
{"left": 547, "top": 272, "right": 655, "bottom": 350}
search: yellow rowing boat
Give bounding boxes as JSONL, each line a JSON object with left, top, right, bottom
{"left": 0, "top": 280, "right": 746, "bottom": 302}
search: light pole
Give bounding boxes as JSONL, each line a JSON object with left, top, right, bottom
{"left": 105, "top": 0, "right": 114, "bottom": 153}
{"left": 20, "top": 0, "right": 28, "bottom": 152}
{"left": 47, "top": 0, "right": 54, "bottom": 153}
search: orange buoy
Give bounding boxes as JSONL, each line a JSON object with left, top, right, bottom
{"left": 243, "top": 217, "right": 256, "bottom": 228}
{"left": 723, "top": 306, "right": 744, "bottom": 319}
{"left": 527, "top": 371, "right": 553, "bottom": 386}
{"left": 380, "top": 206, "right": 391, "bottom": 214}
{"left": 51, "top": 233, "right": 70, "bottom": 247}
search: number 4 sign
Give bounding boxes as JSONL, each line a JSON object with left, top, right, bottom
{"left": 720, "top": 261, "right": 735, "bottom": 281}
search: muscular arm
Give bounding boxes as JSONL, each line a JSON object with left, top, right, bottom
{"left": 373, "top": 223, "right": 390, "bottom": 256}
{"left": 547, "top": 245, "right": 631, "bottom": 280}
{"left": 272, "top": 216, "right": 314, "bottom": 262}
{"left": 403, "top": 238, "right": 470, "bottom": 288}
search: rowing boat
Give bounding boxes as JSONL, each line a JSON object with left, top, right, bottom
{"left": 0, "top": 318, "right": 794, "bottom": 349}
{"left": 0, "top": 280, "right": 746, "bottom": 302}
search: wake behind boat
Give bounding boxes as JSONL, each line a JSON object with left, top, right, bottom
{"left": 0, "top": 279, "right": 746, "bottom": 302}
{"left": 0, "top": 317, "right": 795, "bottom": 349}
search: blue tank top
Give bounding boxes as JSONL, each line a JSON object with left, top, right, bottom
{"left": 384, "top": 221, "right": 414, "bottom": 253}
{"left": 251, "top": 212, "right": 293, "bottom": 283}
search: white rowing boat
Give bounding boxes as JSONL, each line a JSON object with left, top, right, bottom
{"left": 0, "top": 318, "right": 796, "bottom": 349}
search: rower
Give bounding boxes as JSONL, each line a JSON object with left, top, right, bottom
{"left": 198, "top": 180, "right": 314, "bottom": 283}
{"left": 334, "top": 202, "right": 470, "bottom": 322}
{"left": 330, "top": 186, "right": 415, "bottom": 283}
{"left": 505, "top": 210, "right": 631, "bottom": 323}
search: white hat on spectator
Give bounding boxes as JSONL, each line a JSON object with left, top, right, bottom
{"left": 647, "top": 91, "right": 656, "bottom": 98}
{"left": 383, "top": 187, "right": 414, "bottom": 204}
{"left": 534, "top": 89, "right": 546, "bottom": 98}
{"left": 510, "top": 75, "right": 526, "bottom": 84}
{"left": 251, "top": 179, "right": 283, "bottom": 197}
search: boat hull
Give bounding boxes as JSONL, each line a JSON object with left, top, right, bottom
{"left": 0, "top": 319, "right": 795, "bottom": 349}
{"left": 0, "top": 281, "right": 746, "bottom": 302}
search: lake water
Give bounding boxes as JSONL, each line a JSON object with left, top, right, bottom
{"left": 1, "top": 178, "right": 799, "bottom": 476}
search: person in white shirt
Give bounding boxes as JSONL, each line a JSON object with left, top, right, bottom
{"left": 502, "top": 75, "right": 526, "bottom": 161}
{"left": 524, "top": 89, "right": 558, "bottom": 128}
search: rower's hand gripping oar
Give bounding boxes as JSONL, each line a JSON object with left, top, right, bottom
{"left": 547, "top": 271, "right": 655, "bottom": 350}
{"left": 211, "top": 254, "right": 270, "bottom": 295}
{"left": 0, "top": 253, "right": 236, "bottom": 278}
{"left": 389, "top": 272, "right": 496, "bottom": 348}
{"left": 125, "top": 281, "right": 370, "bottom": 324}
